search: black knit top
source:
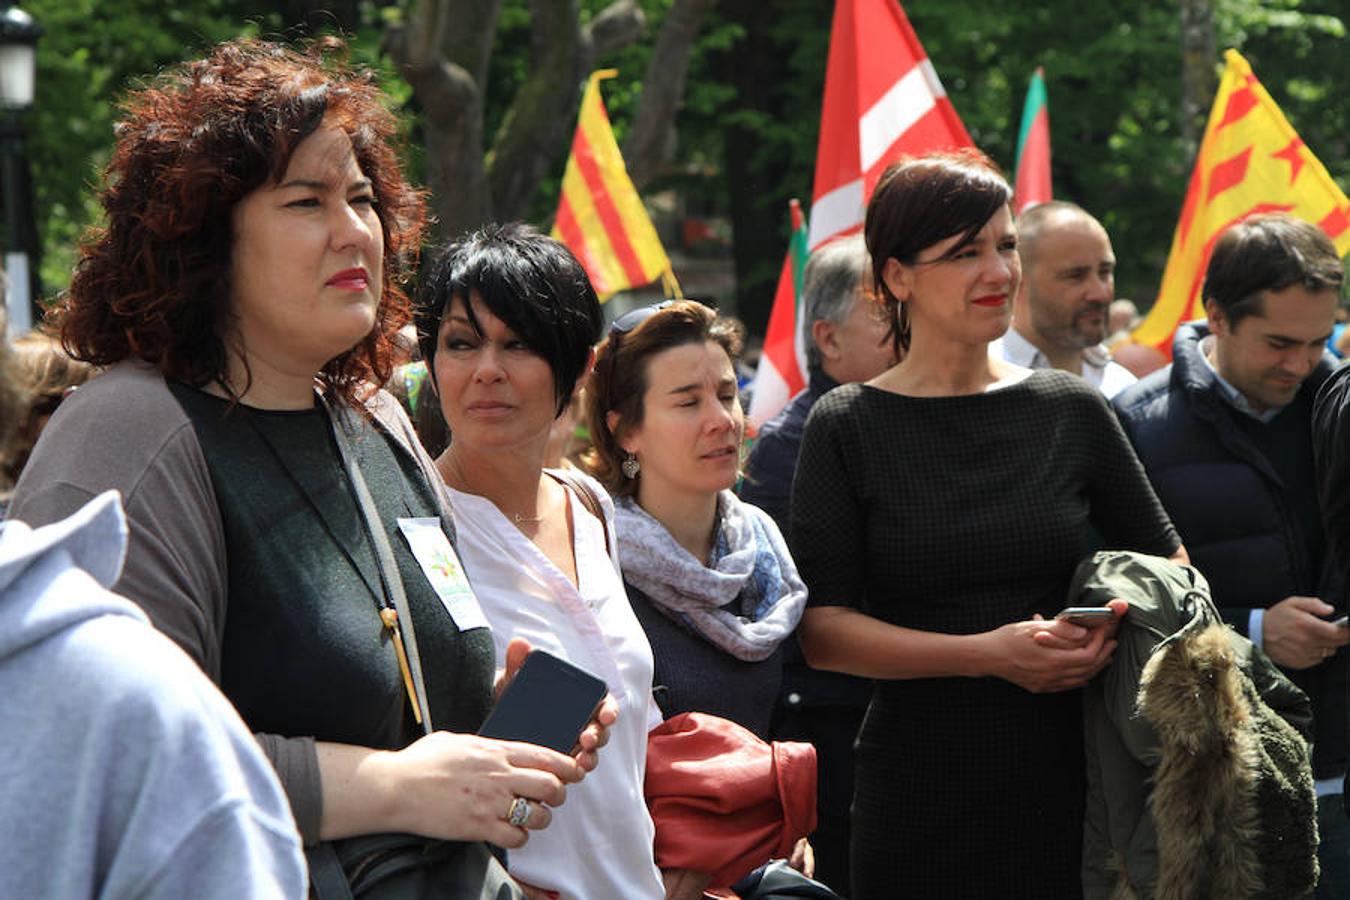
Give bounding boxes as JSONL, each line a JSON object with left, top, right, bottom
{"left": 790, "top": 370, "right": 1179, "bottom": 899}
{"left": 625, "top": 582, "right": 785, "bottom": 739}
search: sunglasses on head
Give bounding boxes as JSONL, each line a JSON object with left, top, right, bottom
{"left": 598, "top": 300, "right": 684, "bottom": 413}
{"left": 607, "top": 299, "right": 677, "bottom": 337}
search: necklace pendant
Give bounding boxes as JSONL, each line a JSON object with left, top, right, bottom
{"left": 379, "top": 608, "right": 422, "bottom": 725}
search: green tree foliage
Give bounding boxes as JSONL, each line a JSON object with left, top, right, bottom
{"left": 20, "top": 0, "right": 1349, "bottom": 324}
{"left": 24, "top": 0, "right": 274, "bottom": 298}
{"left": 702, "top": 0, "right": 1347, "bottom": 328}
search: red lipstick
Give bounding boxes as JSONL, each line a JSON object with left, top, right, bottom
{"left": 327, "top": 267, "right": 369, "bottom": 290}
{"left": 972, "top": 293, "right": 1006, "bottom": 307}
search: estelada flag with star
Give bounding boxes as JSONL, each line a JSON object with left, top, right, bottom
{"left": 1134, "top": 49, "right": 1350, "bottom": 353}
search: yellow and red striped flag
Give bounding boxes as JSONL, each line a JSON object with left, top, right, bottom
{"left": 1134, "top": 49, "right": 1350, "bottom": 353}
{"left": 552, "top": 70, "right": 680, "bottom": 301}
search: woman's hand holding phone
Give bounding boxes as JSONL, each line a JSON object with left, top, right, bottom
{"left": 979, "top": 599, "right": 1128, "bottom": 693}
{"left": 494, "top": 637, "right": 618, "bottom": 773}
{"left": 363, "top": 638, "right": 620, "bottom": 849}
{"left": 370, "top": 729, "right": 574, "bottom": 848}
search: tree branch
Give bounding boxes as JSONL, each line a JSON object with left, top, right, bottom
{"left": 586, "top": 0, "right": 646, "bottom": 59}
{"left": 622, "top": 0, "right": 716, "bottom": 190}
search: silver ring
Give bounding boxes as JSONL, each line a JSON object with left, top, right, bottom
{"left": 506, "top": 796, "right": 531, "bottom": 828}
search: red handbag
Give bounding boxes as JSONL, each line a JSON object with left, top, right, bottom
{"left": 645, "top": 712, "right": 818, "bottom": 888}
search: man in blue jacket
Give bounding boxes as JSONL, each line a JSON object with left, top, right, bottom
{"left": 1113, "top": 212, "right": 1347, "bottom": 894}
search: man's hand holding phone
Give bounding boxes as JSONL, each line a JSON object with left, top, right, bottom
{"left": 1262, "top": 596, "right": 1350, "bottom": 669}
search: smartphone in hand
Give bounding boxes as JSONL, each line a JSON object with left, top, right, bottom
{"left": 1055, "top": 607, "right": 1117, "bottom": 627}
{"left": 479, "top": 649, "right": 608, "bottom": 754}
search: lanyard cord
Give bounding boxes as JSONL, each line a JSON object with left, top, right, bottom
{"left": 325, "top": 398, "right": 433, "bottom": 733}
{"left": 238, "top": 392, "right": 433, "bottom": 733}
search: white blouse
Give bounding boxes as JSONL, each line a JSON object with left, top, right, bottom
{"left": 446, "top": 471, "right": 664, "bottom": 900}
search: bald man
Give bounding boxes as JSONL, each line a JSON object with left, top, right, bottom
{"left": 994, "top": 201, "right": 1136, "bottom": 398}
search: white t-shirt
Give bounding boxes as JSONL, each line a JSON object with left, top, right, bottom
{"left": 447, "top": 471, "right": 665, "bottom": 900}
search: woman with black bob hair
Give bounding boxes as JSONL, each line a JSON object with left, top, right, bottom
{"left": 789, "top": 150, "right": 1187, "bottom": 898}
{"left": 10, "top": 39, "right": 611, "bottom": 896}
{"left": 417, "top": 223, "right": 669, "bottom": 899}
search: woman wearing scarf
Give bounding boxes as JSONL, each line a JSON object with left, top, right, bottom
{"left": 420, "top": 237, "right": 818, "bottom": 897}
{"left": 583, "top": 299, "right": 807, "bottom": 740}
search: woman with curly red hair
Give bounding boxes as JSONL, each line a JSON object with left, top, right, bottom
{"left": 9, "top": 39, "right": 609, "bottom": 895}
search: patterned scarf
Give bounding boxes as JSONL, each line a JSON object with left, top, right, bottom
{"left": 614, "top": 491, "right": 807, "bottom": 661}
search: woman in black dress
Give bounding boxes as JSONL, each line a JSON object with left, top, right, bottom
{"left": 790, "top": 151, "right": 1188, "bottom": 899}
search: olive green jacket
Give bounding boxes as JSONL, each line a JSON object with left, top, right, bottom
{"left": 1076, "top": 551, "right": 1317, "bottom": 900}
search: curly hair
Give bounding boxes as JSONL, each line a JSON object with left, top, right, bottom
{"left": 582, "top": 300, "right": 742, "bottom": 497}
{"left": 58, "top": 37, "right": 426, "bottom": 406}
{"left": 3, "top": 328, "right": 95, "bottom": 485}
{"left": 0, "top": 318, "right": 23, "bottom": 493}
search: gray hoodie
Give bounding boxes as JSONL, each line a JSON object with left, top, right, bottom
{"left": 0, "top": 491, "right": 305, "bottom": 898}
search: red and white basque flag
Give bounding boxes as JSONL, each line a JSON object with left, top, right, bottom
{"left": 748, "top": 0, "right": 972, "bottom": 428}
{"left": 807, "top": 0, "right": 973, "bottom": 252}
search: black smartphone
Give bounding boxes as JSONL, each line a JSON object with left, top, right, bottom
{"left": 478, "top": 649, "right": 608, "bottom": 754}
{"left": 1055, "top": 606, "right": 1117, "bottom": 627}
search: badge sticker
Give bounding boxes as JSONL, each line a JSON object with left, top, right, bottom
{"left": 397, "top": 517, "right": 490, "bottom": 633}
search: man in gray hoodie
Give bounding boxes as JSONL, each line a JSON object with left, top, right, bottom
{"left": 0, "top": 491, "right": 305, "bottom": 898}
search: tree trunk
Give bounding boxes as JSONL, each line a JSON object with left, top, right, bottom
{"left": 388, "top": 0, "right": 504, "bottom": 238}
{"left": 393, "top": 0, "right": 696, "bottom": 239}
{"left": 487, "top": 0, "right": 589, "bottom": 223}
{"left": 623, "top": 0, "right": 717, "bottom": 190}
{"left": 488, "top": 0, "right": 648, "bottom": 222}
{"left": 1179, "top": 0, "right": 1217, "bottom": 160}
{"left": 715, "top": 0, "right": 804, "bottom": 335}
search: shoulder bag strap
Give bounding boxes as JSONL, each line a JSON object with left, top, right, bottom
{"left": 327, "top": 398, "right": 434, "bottom": 735}
{"left": 548, "top": 468, "right": 612, "bottom": 558}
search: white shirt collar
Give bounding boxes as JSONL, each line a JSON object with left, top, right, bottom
{"left": 996, "top": 326, "right": 1137, "bottom": 398}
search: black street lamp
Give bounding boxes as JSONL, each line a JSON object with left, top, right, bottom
{"left": 0, "top": 1, "right": 40, "bottom": 334}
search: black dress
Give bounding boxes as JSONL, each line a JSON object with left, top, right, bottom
{"left": 790, "top": 371, "right": 1179, "bottom": 900}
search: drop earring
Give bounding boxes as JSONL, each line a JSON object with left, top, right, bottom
{"left": 621, "top": 452, "right": 641, "bottom": 479}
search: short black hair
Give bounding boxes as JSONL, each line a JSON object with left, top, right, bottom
{"left": 415, "top": 223, "right": 604, "bottom": 416}
{"left": 1203, "top": 213, "right": 1344, "bottom": 328}
{"left": 864, "top": 150, "right": 1011, "bottom": 352}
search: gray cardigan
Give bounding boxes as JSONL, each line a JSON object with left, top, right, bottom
{"left": 9, "top": 360, "right": 455, "bottom": 843}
